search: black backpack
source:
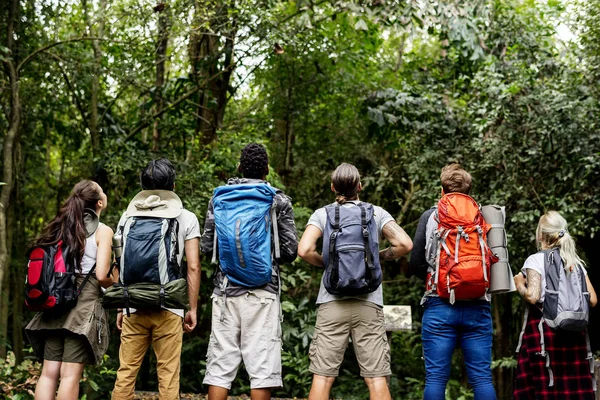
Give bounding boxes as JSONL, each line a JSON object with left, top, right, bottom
{"left": 322, "top": 202, "right": 382, "bottom": 295}
{"left": 111, "top": 216, "right": 182, "bottom": 314}
{"left": 119, "top": 216, "right": 181, "bottom": 284}
{"left": 25, "top": 242, "right": 96, "bottom": 313}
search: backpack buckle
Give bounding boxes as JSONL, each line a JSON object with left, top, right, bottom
{"left": 362, "top": 227, "right": 369, "bottom": 238}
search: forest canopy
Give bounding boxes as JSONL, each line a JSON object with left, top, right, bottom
{"left": 1, "top": 0, "right": 600, "bottom": 398}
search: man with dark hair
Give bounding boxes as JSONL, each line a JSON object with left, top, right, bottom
{"left": 201, "top": 144, "right": 298, "bottom": 400}
{"left": 112, "top": 158, "right": 201, "bottom": 400}
{"left": 409, "top": 163, "right": 496, "bottom": 400}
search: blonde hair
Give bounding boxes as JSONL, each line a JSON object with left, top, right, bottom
{"left": 331, "top": 163, "right": 360, "bottom": 205}
{"left": 440, "top": 163, "right": 472, "bottom": 194}
{"left": 536, "top": 211, "right": 585, "bottom": 270}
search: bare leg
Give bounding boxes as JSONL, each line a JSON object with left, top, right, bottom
{"left": 208, "top": 385, "right": 229, "bottom": 400}
{"left": 308, "top": 374, "right": 336, "bottom": 400}
{"left": 250, "top": 388, "right": 272, "bottom": 400}
{"left": 56, "top": 362, "right": 85, "bottom": 400}
{"left": 364, "top": 376, "right": 391, "bottom": 400}
{"left": 35, "top": 360, "right": 61, "bottom": 400}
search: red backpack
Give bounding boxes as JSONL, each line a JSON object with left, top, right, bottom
{"left": 426, "top": 193, "right": 497, "bottom": 303}
{"left": 25, "top": 242, "right": 95, "bottom": 312}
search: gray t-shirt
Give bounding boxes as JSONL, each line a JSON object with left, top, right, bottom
{"left": 307, "top": 201, "right": 395, "bottom": 307}
{"left": 117, "top": 208, "right": 201, "bottom": 317}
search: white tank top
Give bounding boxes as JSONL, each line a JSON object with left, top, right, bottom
{"left": 81, "top": 222, "right": 104, "bottom": 274}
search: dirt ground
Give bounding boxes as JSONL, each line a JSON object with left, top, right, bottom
{"left": 133, "top": 392, "right": 303, "bottom": 400}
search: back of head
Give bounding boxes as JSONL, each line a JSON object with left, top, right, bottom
{"left": 536, "top": 210, "right": 584, "bottom": 270}
{"left": 440, "top": 163, "right": 472, "bottom": 195}
{"left": 239, "top": 143, "right": 269, "bottom": 179}
{"left": 141, "top": 159, "right": 176, "bottom": 190}
{"left": 332, "top": 163, "right": 361, "bottom": 205}
{"left": 35, "top": 180, "right": 102, "bottom": 269}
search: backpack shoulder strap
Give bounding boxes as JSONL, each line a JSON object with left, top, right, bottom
{"left": 358, "top": 203, "right": 374, "bottom": 269}
{"left": 327, "top": 204, "right": 341, "bottom": 270}
{"left": 76, "top": 263, "right": 97, "bottom": 298}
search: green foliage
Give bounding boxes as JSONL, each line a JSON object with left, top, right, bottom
{"left": 0, "top": 352, "right": 39, "bottom": 399}
{"left": 2, "top": 0, "right": 600, "bottom": 398}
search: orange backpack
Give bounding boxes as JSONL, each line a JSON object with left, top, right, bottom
{"left": 426, "top": 193, "right": 498, "bottom": 303}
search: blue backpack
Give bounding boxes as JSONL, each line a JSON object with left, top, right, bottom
{"left": 211, "top": 183, "right": 280, "bottom": 287}
{"left": 322, "top": 202, "right": 382, "bottom": 295}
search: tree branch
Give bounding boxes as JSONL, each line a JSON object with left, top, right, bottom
{"left": 17, "top": 37, "right": 103, "bottom": 72}
{"left": 45, "top": 52, "right": 90, "bottom": 132}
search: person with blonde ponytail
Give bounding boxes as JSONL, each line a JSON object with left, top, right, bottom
{"left": 513, "top": 210, "right": 597, "bottom": 399}
{"left": 26, "top": 180, "right": 117, "bottom": 400}
{"left": 298, "top": 163, "right": 413, "bottom": 400}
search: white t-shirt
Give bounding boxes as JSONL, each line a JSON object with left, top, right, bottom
{"left": 521, "top": 252, "right": 588, "bottom": 303}
{"left": 81, "top": 223, "right": 106, "bottom": 275}
{"left": 306, "top": 201, "right": 395, "bottom": 307}
{"left": 118, "top": 209, "right": 201, "bottom": 317}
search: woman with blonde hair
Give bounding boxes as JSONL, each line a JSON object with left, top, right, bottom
{"left": 513, "top": 210, "right": 597, "bottom": 399}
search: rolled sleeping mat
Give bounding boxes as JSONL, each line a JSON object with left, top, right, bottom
{"left": 481, "top": 205, "right": 516, "bottom": 294}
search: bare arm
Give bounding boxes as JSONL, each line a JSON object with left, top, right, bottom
{"left": 298, "top": 225, "right": 324, "bottom": 267}
{"left": 184, "top": 237, "right": 200, "bottom": 332}
{"left": 95, "top": 225, "right": 115, "bottom": 288}
{"left": 586, "top": 275, "right": 597, "bottom": 307}
{"left": 379, "top": 221, "right": 413, "bottom": 261}
{"left": 514, "top": 270, "right": 542, "bottom": 304}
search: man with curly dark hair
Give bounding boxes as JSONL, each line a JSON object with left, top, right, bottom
{"left": 201, "top": 143, "right": 298, "bottom": 400}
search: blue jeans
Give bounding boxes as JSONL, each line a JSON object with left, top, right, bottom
{"left": 421, "top": 297, "right": 496, "bottom": 400}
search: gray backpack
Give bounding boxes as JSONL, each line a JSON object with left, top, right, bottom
{"left": 516, "top": 248, "right": 593, "bottom": 388}
{"left": 322, "top": 202, "right": 382, "bottom": 295}
{"left": 542, "top": 248, "right": 590, "bottom": 331}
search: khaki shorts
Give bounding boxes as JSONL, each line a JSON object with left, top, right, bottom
{"left": 44, "top": 330, "right": 94, "bottom": 364}
{"left": 309, "top": 300, "right": 391, "bottom": 378}
{"left": 203, "top": 289, "right": 282, "bottom": 389}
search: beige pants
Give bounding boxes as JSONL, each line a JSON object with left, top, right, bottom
{"left": 112, "top": 309, "right": 183, "bottom": 400}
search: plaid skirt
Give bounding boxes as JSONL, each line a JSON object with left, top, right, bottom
{"left": 513, "top": 305, "right": 594, "bottom": 400}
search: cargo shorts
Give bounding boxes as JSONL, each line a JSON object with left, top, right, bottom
{"left": 203, "top": 289, "right": 283, "bottom": 389}
{"left": 44, "top": 330, "right": 94, "bottom": 364}
{"left": 309, "top": 300, "right": 391, "bottom": 378}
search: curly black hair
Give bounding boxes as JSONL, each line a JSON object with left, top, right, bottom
{"left": 140, "top": 158, "right": 176, "bottom": 190}
{"left": 239, "top": 143, "right": 269, "bottom": 179}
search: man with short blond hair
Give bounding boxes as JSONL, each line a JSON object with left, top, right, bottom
{"left": 410, "top": 163, "right": 496, "bottom": 400}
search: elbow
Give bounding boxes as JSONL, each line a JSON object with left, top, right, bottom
{"left": 297, "top": 246, "right": 309, "bottom": 260}
{"left": 524, "top": 294, "right": 540, "bottom": 305}
{"left": 97, "top": 276, "right": 113, "bottom": 289}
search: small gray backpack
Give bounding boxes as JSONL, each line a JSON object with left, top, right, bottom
{"left": 542, "top": 248, "right": 590, "bottom": 331}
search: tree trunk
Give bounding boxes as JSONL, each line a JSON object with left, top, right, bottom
{"left": 83, "top": 0, "right": 108, "bottom": 156}
{"left": 0, "top": 258, "right": 10, "bottom": 359}
{"left": 152, "top": 2, "right": 170, "bottom": 152}
{"left": 189, "top": 0, "right": 236, "bottom": 148}
{"left": 0, "top": 65, "right": 21, "bottom": 340}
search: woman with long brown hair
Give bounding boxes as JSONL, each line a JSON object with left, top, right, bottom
{"left": 26, "top": 180, "right": 116, "bottom": 400}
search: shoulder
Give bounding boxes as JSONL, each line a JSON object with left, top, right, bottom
{"left": 369, "top": 203, "right": 394, "bottom": 224}
{"left": 523, "top": 252, "right": 545, "bottom": 272}
{"left": 178, "top": 209, "right": 200, "bottom": 227}
{"left": 274, "top": 190, "right": 293, "bottom": 208}
{"left": 422, "top": 207, "right": 436, "bottom": 220}
{"left": 96, "top": 224, "right": 113, "bottom": 243}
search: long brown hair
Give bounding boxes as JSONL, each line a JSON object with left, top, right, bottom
{"left": 331, "top": 163, "right": 361, "bottom": 204}
{"left": 34, "top": 180, "right": 102, "bottom": 270}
